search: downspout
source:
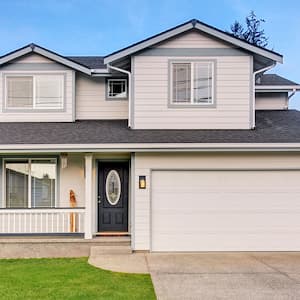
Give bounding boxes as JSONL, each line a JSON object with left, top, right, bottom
{"left": 252, "top": 63, "right": 276, "bottom": 128}
{"left": 107, "top": 63, "right": 132, "bottom": 128}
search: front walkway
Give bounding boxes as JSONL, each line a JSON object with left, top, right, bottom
{"left": 89, "top": 252, "right": 300, "bottom": 300}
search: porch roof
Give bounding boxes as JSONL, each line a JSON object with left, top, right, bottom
{"left": 0, "top": 110, "right": 300, "bottom": 145}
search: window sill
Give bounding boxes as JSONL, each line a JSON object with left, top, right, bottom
{"left": 168, "top": 103, "right": 216, "bottom": 109}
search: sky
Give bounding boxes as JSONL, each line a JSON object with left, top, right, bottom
{"left": 0, "top": 0, "right": 300, "bottom": 108}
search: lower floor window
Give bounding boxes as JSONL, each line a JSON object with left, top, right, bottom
{"left": 5, "top": 159, "right": 56, "bottom": 208}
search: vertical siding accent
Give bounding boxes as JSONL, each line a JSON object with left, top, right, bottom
{"left": 14, "top": 53, "right": 53, "bottom": 63}
{"left": 75, "top": 74, "right": 128, "bottom": 120}
{"left": 155, "top": 31, "right": 232, "bottom": 48}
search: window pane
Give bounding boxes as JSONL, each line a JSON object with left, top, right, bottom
{"left": 194, "top": 62, "right": 213, "bottom": 104}
{"left": 31, "top": 160, "right": 56, "bottom": 208}
{"left": 108, "top": 80, "right": 127, "bottom": 98}
{"left": 6, "top": 162, "right": 29, "bottom": 208}
{"left": 172, "top": 63, "right": 191, "bottom": 103}
{"left": 35, "top": 75, "right": 64, "bottom": 108}
{"left": 7, "top": 77, "right": 33, "bottom": 108}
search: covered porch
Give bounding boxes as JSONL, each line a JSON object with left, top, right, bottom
{"left": 0, "top": 152, "right": 132, "bottom": 240}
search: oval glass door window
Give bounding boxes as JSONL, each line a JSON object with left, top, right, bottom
{"left": 105, "top": 170, "right": 121, "bottom": 205}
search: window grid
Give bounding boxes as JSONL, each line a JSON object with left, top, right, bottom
{"left": 4, "top": 158, "right": 57, "bottom": 209}
{"left": 171, "top": 61, "right": 214, "bottom": 106}
{"left": 5, "top": 75, "right": 64, "bottom": 110}
{"left": 107, "top": 79, "right": 128, "bottom": 99}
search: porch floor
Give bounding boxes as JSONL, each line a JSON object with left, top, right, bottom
{"left": 0, "top": 236, "right": 131, "bottom": 258}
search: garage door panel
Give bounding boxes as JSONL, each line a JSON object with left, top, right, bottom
{"left": 152, "top": 232, "right": 300, "bottom": 252}
{"left": 153, "top": 193, "right": 300, "bottom": 211}
{"left": 151, "top": 170, "right": 300, "bottom": 251}
{"left": 153, "top": 212, "right": 300, "bottom": 230}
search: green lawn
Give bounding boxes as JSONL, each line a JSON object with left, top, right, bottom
{"left": 0, "top": 258, "right": 156, "bottom": 300}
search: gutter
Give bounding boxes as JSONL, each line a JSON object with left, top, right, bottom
{"left": 252, "top": 63, "right": 276, "bottom": 128}
{"left": 107, "top": 64, "right": 132, "bottom": 128}
{"left": 1, "top": 143, "right": 300, "bottom": 153}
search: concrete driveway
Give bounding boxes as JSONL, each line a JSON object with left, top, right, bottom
{"left": 146, "top": 252, "right": 300, "bottom": 300}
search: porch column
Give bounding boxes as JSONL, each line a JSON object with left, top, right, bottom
{"left": 84, "top": 154, "right": 93, "bottom": 239}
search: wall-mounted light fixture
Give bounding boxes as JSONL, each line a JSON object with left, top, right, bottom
{"left": 139, "top": 176, "right": 146, "bottom": 189}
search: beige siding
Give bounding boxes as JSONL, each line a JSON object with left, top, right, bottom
{"left": 75, "top": 74, "right": 128, "bottom": 120}
{"left": 59, "top": 154, "right": 85, "bottom": 207}
{"left": 0, "top": 54, "right": 74, "bottom": 122}
{"left": 156, "top": 31, "right": 232, "bottom": 48}
{"left": 133, "top": 152, "right": 300, "bottom": 250}
{"left": 133, "top": 55, "right": 251, "bottom": 129}
{"left": 14, "top": 53, "right": 53, "bottom": 63}
{"left": 255, "top": 92, "right": 288, "bottom": 110}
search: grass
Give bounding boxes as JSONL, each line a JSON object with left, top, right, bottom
{"left": 0, "top": 257, "right": 156, "bottom": 300}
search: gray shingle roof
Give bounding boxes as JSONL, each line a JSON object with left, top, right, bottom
{"left": 0, "top": 110, "right": 300, "bottom": 145}
{"left": 258, "top": 74, "right": 299, "bottom": 86}
{"left": 66, "top": 56, "right": 105, "bottom": 69}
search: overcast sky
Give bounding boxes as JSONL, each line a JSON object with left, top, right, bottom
{"left": 1, "top": 0, "right": 299, "bottom": 108}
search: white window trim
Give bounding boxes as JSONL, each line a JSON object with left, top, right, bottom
{"left": 106, "top": 78, "right": 128, "bottom": 100}
{"left": 4, "top": 74, "right": 65, "bottom": 110}
{"left": 170, "top": 60, "right": 215, "bottom": 107}
{"left": 3, "top": 158, "right": 58, "bottom": 209}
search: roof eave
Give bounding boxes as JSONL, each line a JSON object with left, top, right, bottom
{"left": 0, "top": 44, "right": 92, "bottom": 75}
{"left": 256, "top": 85, "right": 300, "bottom": 91}
{"left": 104, "top": 20, "right": 283, "bottom": 64}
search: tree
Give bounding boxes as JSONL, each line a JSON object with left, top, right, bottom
{"left": 229, "top": 11, "right": 269, "bottom": 48}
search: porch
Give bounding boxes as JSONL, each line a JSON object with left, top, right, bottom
{"left": 0, "top": 152, "right": 132, "bottom": 242}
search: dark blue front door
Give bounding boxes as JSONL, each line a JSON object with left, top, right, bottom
{"left": 98, "top": 162, "right": 128, "bottom": 232}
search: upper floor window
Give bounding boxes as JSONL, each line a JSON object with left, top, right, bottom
{"left": 5, "top": 74, "right": 64, "bottom": 110}
{"left": 107, "top": 79, "right": 127, "bottom": 100}
{"left": 171, "top": 61, "right": 214, "bottom": 106}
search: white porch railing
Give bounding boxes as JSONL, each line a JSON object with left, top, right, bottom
{"left": 0, "top": 208, "right": 85, "bottom": 234}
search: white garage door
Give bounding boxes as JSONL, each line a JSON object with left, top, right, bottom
{"left": 151, "top": 170, "right": 300, "bottom": 251}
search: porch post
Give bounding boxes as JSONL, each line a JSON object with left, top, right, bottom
{"left": 84, "top": 154, "right": 93, "bottom": 239}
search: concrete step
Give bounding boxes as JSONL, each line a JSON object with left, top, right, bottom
{"left": 90, "top": 245, "right": 132, "bottom": 256}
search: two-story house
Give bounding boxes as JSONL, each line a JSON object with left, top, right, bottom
{"left": 0, "top": 19, "right": 300, "bottom": 254}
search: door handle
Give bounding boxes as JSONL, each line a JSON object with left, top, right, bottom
{"left": 98, "top": 196, "right": 101, "bottom": 204}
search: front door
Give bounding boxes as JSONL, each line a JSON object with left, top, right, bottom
{"left": 98, "top": 161, "right": 129, "bottom": 232}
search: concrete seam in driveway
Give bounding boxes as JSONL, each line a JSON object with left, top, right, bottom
{"left": 250, "top": 253, "right": 300, "bottom": 284}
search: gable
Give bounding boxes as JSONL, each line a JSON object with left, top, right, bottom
{"left": 13, "top": 53, "right": 54, "bottom": 64}
{"left": 155, "top": 30, "right": 232, "bottom": 49}
{"left": 104, "top": 19, "right": 283, "bottom": 64}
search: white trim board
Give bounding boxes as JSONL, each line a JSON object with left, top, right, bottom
{"left": 104, "top": 19, "right": 283, "bottom": 64}
{"left": 0, "top": 143, "right": 299, "bottom": 153}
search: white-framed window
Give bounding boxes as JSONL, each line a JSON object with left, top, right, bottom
{"left": 107, "top": 79, "right": 127, "bottom": 99}
{"left": 171, "top": 61, "right": 214, "bottom": 105}
{"left": 5, "top": 74, "right": 64, "bottom": 109}
{"left": 4, "top": 158, "right": 57, "bottom": 208}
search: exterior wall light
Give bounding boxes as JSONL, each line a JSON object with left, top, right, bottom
{"left": 139, "top": 176, "right": 146, "bottom": 189}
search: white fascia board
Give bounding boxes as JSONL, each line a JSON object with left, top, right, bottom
{"left": 0, "top": 143, "right": 300, "bottom": 153}
{"left": 104, "top": 23, "right": 194, "bottom": 64}
{"left": 91, "top": 68, "right": 110, "bottom": 73}
{"left": 34, "top": 47, "right": 91, "bottom": 75}
{"left": 194, "top": 23, "right": 283, "bottom": 63}
{"left": 256, "top": 85, "right": 300, "bottom": 91}
{"left": 0, "top": 46, "right": 33, "bottom": 65}
{"left": 104, "top": 21, "right": 283, "bottom": 64}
